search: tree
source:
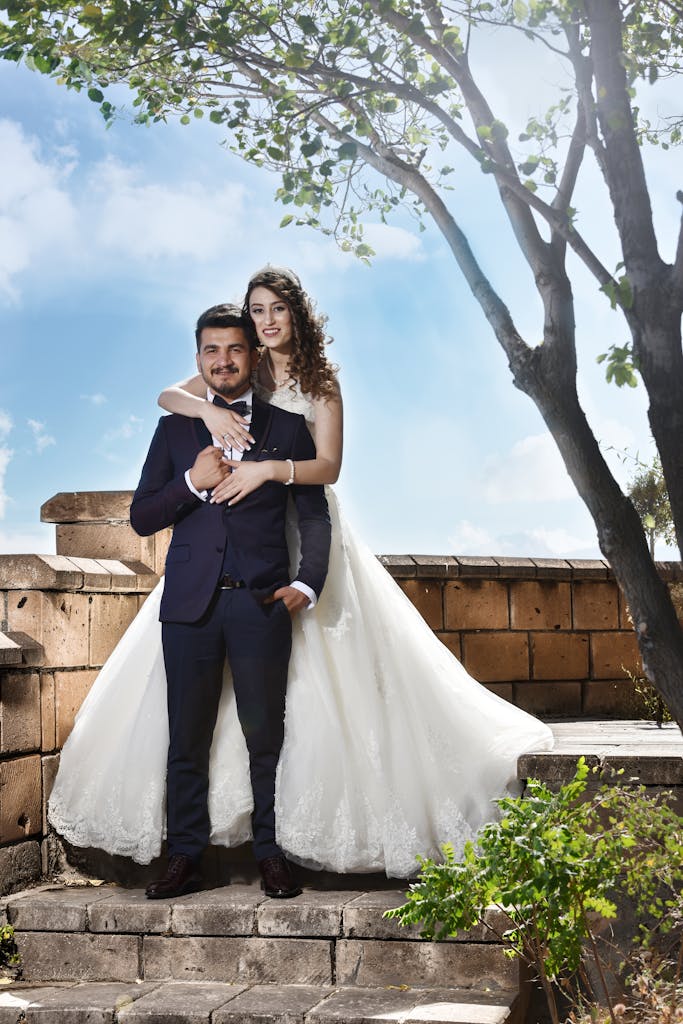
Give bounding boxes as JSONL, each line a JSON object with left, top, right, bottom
{"left": 628, "top": 455, "right": 675, "bottom": 557}
{"left": 1, "top": 0, "right": 682, "bottom": 725}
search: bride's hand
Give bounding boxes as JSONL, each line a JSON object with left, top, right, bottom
{"left": 202, "top": 404, "right": 254, "bottom": 452}
{"left": 209, "top": 460, "right": 272, "bottom": 505}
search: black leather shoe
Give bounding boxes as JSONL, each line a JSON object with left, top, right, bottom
{"left": 145, "top": 854, "right": 202, "bottom": 900}
{"left": 258, "top": 855, "right": 302, "bottom": 898}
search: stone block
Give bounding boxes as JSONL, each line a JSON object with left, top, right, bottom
{"left": 42, "top": 490, "right": 135, "bottom": 523}
{"left": 120, "top": 981, "right": 249, "bottom": 1022}
{"left": 0, "top": 984, "right": 66, "bottom": 1022}
{"left": 0, "top": 671, "right": 41, "bottom": 753}
{"left": 0, "top": 554, "right": 83, "bottom": 592}
{"left": 257, "top": 890, "right": 361, "bottom": 937}
{"left": 0, "top": 754, "right": 42, "bottom": 842}
{"left": 568, "top": 559, "right": 609, "bottom": 579}
{"left": 92, "top": 559, "right": 140, "bottom": 592}
{"left": 7, "top": 886, "right": 111, "bottom": 931}
{"left": 590, "top": 631, "right": 642, "bottom": 679}
{"left": 170, "top": 886, "right": 261, "bottom": 937}
{"left": 572, "top": 581, "right": 619, "bottom": 630}
{"left": 153, "top": 529, "right": 173, "bottom": 577}
{"left": 493, "top": 557, "right": 536, "bottom": 578}
{"left": 409, "top": 556, "right": 460, "bottom": 578}
{"left": 213, "top": 984, "right": 326, "bottom": 1024}
{"left": 64, "top": 556, "right": 115, "bottom": 591}
{"left": 0, "top": 841, "right": 41, "bottom": 897}
{"left": 454, "top": 557, "right": 499, "bottom": 577}
{"left": 307, "top": 988, "right": 517, "bottom": 1024}
{"left": 530, "top": 558, "right": 572, "bottom": 579}
{"left": 142, "top": 936, "right": 333, "bottom": 985}
{"left": 55, "top": 670, "right": 98, "bottom": 746}
{"left": 582, "top": 680, "right": 641, "bottom": 718}
{"left": 3, "top": 632, "right": 44, "bottom": 667}
{"left": 40, "top": 672, "right": 56, "bottom": 751}
{"left": 378, "top": 555, "right": 417, "bottom": 578}
{"left": 41, "top": 754, "right": 59, "bottom": 833}
{"left": 444, "top": 580, "right": 508, "bottom": 631}
{"left": 15, "top": 982, "right": 160, "bottom": 1022}
{"left": 89, "top": 594, "right": 139, "bottom": 666}
{"left": 509, "top": 581, "right": 571, "bottom": 630}
{"left": 461, "top": 634, "right": 529, "bottom": 682}
{"left": 87, "top": 889, "right": 172, "bottom": 935}
{"left": 343, "top": 893, "right": 511, "bottom": 943}
{"left": 16, "top": 931, "right": 139, "bottom": 982}
{"left": 7, "top": 591, "right": 90, "bottom": 667}
{"left": 335, "top": 938, "right": 516, "bottom": 990}
{"left": 530, "top": 633, "right": 589, "bottom": 681}
{"left": 56, "top": 522, "right": 155, "bottom": 567}
{"left": 515, "top": 681, "right": 582, "bottom": 717}
{"left": 398, "top": 580, "right": 443, "bottom": 630}
{"left": 0, "top": 633, "right": 21, "bottom": 666}
{"left": 483, "top": 683, "right": 514, "bottom": 702}
{"left": 436, "top": 632, "right": 461, "bottom": 660}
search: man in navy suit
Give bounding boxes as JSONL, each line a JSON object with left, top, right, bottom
{"left": 130, "top": 303, "right": 331, "bottom": 899}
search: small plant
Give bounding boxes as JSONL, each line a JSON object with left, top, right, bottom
{"left": 386, "top": 759, "right": 683, "bottom": 1024}
{"left": 0, "top": 924, "right": 20, "bottom": 977}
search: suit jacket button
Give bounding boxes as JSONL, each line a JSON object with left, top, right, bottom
{"left": 216, "top": 546, "right": 222, "bottom": 553}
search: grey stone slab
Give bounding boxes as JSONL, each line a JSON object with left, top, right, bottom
{"left": 0, "top": 986, "right": 73, "bottom": 1024}
{"left": 453, "top": 558, "right": 498, "bottom": 577}
{"left": 377, "top": 555, "right": 417, "bottom": 578}
{"left": 118, "top": 981, "right": 248, "bottom": 1021}
{"left": 15, "top": 982, "right": 156, "bottom": 1022}
{"left": 306, "top": 986, "right": 426, "bottom": 1023}
{"left": 408, "top": 556, "right": 460, "bottom": 578}
{"left": 335, "top": 939, "right": 516, "bottom": 991}
{"left": 143, "top": 937, "right": 333, "bottom": 985}
{"left": 213, "top": 983, "right": 329, "bottom": 1024}
{"left": 308, "top": 988, "right": 517, "bottom": 1024}
{"left": 257, "top": 891, "right": 363, "bottom": 938}
{"left": 17, "top": 932, "right": 140, "bottom": 982}
{"left": 171, "top": 886, "right": 263, "bottom": 937}
{"left": 342, "top": 894, "right": 509, "bottom": 944}
{"left": 89, "top": 890, "right": 172, "bottom": 934}
{"left": 7, "top": 887, "right": 114, "bottom": 932}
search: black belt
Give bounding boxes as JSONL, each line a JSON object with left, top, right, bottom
{"left": 217, "top": 575, "right": 246, "bottom": 590}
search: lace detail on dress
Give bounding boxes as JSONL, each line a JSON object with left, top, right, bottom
{"left": 48, "top": 378, "right": 554, "bottom": 874}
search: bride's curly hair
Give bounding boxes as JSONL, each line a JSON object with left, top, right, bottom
{"left": 243, "top": 267, "right": 338, "bottom": 400}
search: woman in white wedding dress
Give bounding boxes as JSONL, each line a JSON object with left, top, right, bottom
{"left": 48, "top": 266, "right": 553, "bottom": 878}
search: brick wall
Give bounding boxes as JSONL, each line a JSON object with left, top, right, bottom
{"left": 0, "top": 490, "right": 680, "bottom": 895}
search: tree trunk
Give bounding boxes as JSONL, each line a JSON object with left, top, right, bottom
{"left": 511, "top": 346, "right": 683, "bottom": 730}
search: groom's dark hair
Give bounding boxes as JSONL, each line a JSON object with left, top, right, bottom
{"left": 195, "top": 303, "right": 255, "bottom": 350}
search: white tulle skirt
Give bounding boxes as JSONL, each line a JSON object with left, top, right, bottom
{"left": 48, "top": 492, "right": 553, "bottom": 877}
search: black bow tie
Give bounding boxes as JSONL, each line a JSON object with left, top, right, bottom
{"left": 213, "top": 396, "right": 251, "bottom": 417}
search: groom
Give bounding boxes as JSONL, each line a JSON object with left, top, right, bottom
{"left": 130, "top": 303, "right": 331, "bottom": 900}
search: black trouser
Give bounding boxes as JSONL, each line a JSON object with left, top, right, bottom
{"left": 162, "top": 589, "right": 292, "bottom": 863}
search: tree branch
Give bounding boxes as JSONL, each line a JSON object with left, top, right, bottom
{"left": 673, "top": 190, "right": 683, "bottom": 306}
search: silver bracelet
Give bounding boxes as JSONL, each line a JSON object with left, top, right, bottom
{"left": 284, "top": 458, "right": 295, "bottom": 486}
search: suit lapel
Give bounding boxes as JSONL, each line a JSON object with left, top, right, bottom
{"left": 192, "top": 418, "right": 213, "bottom": 450}
{"left": 242, "top": 396, "right": 273, "bottom": 462}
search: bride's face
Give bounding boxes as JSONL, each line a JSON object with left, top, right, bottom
{"left": 248, "top": 286, "right": 293, "bottom": 355}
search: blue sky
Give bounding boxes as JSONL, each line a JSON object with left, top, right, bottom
{"left": 0, "top": 30, "right": 678, "bottom": 559}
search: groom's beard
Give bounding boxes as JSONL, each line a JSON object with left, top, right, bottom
{"left": 204, "top": 366, "right": 250, "bottom": 399}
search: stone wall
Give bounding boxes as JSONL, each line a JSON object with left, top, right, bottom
{"left": 0, "top": 490, "right": 680, "bottom": 896}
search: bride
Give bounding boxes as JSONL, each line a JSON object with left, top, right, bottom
{"left": 48, "top": 266, "right": 553, "bottom": 879}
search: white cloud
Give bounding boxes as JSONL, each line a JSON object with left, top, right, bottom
{"left": 0, "top": 409, "right": 13, "bottom": 519}
{"left": 91, "top": 158, "right": 248, "bottom": 263}
{"left": 448, "top": 519, "right": 598, "bottom": 558}
{"left": 27, "top": 419, "right": 56, "bottom": 453}
{"left": 362, "top": 224, "right": 424, "bottom": 262}
{"left": 0, "top": 119, "right": 78, "bottom": 302}
{"left": 448, "top": 520, "right": 495, "bottom": 553}
{"left": 0, "top": 524, "right": 55, "bottom": 554}
{"left": 482, "top": 432, "right": 576, "bottom": 504}
{"left": 103, "top": 414, "right": 144, "bottom": 443}
{"left": 81, "top": 392, "right": 108, "bottom": 406}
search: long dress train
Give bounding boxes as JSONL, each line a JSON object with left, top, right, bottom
{"left": 48, "top": 382, "right": 553, "bottom": 878}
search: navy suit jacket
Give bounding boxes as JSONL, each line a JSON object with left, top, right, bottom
{"left": 130, "top": 395, "right": 331, "bottom": 623}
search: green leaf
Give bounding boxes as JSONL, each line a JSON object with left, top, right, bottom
{"left": 87, "top": 87, "right": 104, "bottom": 103}
{"left": 337, "top": 141, "right": 358, "bottom": 160}
{"left": 280, "top": 214, "right": 294, "bottom": 227}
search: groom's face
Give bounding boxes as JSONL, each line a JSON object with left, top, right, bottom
{"left": 196, "top": 326, "right": 258, "bottom": 399}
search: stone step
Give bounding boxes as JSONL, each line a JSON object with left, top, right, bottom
{"left": 0, "top": 981, "right": 522, "bottom": 1024}
{"left": 1, "top": 885, "right": 518, "bottom": 993}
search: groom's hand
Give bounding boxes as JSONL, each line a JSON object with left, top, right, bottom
{"left": 189, "top": 446, "right": 230, "bottom": 492}
{"left": 264, "top": 586, "right": 309, "bottom": 617}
